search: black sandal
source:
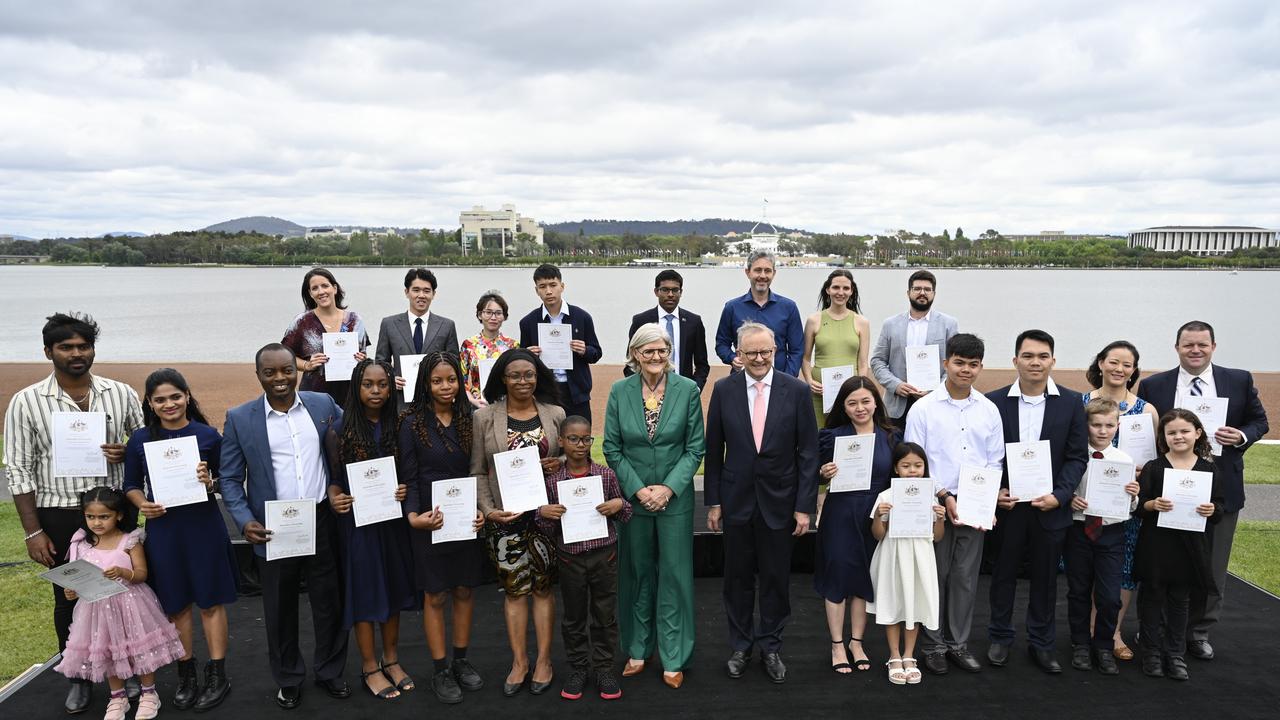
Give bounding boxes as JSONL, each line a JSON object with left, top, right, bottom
{"left": 831, "top": 639, "right": 853, "bottom": 674}
{"left": 361, "top": 668, "right": 399, "bottom": 699}
{"left": 381, "top": 660, "right": 415, "bottom": 692}
{"left": 849, "top": 637, "right": 872, "bottom": 671}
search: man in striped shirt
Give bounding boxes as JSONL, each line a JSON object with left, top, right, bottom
{"left": 4, "top": 312, "right": 143, "bottom": 714}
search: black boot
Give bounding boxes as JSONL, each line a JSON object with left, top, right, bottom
{"left": 193, "top": 659, "right": 231, "bottom": 713}
{"left": 173, "top": 658, "right": 199, "bottom": 710}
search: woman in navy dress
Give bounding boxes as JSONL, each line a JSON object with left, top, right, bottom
{"left": 814, "top": 375, "right": 897, "bottom": 673}
{"left": 324, "top": 359, "right": 416, "bottom": 700}
{"left": 123, "top": 368, "right": 236, "bottom": 711}
{"left": 399, "top": 352, "right": 487, "bottom": 704}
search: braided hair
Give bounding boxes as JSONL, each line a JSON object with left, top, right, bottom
{"left": 404, "top": 351, "right": 473, "bottom": 454}
{"left": 338, "top": 359, "right": 399, "bottom": 463}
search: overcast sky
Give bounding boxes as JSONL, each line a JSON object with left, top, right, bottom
{"left": 1, "top": 0, "right": 1277, "bottom": 238}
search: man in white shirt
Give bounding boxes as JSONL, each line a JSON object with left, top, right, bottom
{"left": 904, "top": 333, "right": 1004, "bottom": 676}
{"left": 375, "top": 268, "right": 460, "bottom": 407}
{"left": 625, "top": 269, "right": 711, "bottom": 390}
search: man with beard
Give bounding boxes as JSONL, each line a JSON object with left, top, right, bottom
{"left": 5, "top": 312, "right": 144, "bottom": 714}
{"left": 871, "top": 270, "right": 960, "bottom": 431}
{"left": 715, "top": 252, "right": 804, "bottom": 376}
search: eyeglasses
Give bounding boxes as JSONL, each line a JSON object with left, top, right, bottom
{"left": 504, "top": 371, "right": 537, "bottom": 382}
{"left": 656, "top": 287, "right": 682, "bottom": 295}
{"left": 480, "top": 310, "right": 505, "bottom": 318}
{"left": 740, "top": 348, "right": 775, "bottom": 360}
{"left": 909, "top": 286, "right": 934, "bottom": 294}
{"left": 638, "top": 348, "right": 670, "bottom": 359}
{"left": 563, "top": 435, "right": 594, "bottom": 445}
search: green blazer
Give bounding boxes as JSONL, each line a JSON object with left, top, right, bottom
{"left": 603, "top": 372, "right": 706, "bottom": 517}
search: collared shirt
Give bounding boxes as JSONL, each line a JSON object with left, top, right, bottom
{"left": 658, "top": 305, "right": 680, "bottom": 366}
{"left": 1008, "top": 376, "right": 1060, "bottom": 443}
{"left": 4, "top": 373, "right": 144, "bottom": 507}
{"left": 1073, "top": 444, "right": 1137, "bottom": 525}
{"left": 715, "top": 290, "right": 804, "bottom": 374}
{"left": 904, "top": 385, "right": 1005, "bottom": 494}
{"left": 745, "top": 368, "right": 775, "bottom": 415}
{"left": 406, "top": 310, "right": 430, "bottom": 334}
{"left": 535, "top": 461, "right": 633, "bottom": 554}
{"left": 542, "top": 305, "right": 570, "bottom": 383}
{"left": 1177, "top": 365, "right": 1217, "bottom": 398}
{"left": 905, "top": 311, "right": 931, "bottom": 348}
{"left": 262, "top": 395, "right": 326, "bottom": 503}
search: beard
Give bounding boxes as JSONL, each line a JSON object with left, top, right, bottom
{"left": 909, "top": 296, "right": 933, "bottom": 313}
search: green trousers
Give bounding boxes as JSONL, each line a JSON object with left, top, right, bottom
{"left": 617, "top": 511, "right": 696, "bottom": 672}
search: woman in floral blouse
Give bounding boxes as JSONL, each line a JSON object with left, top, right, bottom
{"left": 459, "top": 291, "right": 520, "bottom": 408}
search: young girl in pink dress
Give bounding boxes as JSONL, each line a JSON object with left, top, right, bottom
{"left": 55, "top": 487, "right": 186, "bottom": 720}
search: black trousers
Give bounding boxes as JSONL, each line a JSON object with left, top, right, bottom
{"left": 558, "top": 545, "right": 619, "bottom": 672}
{"left": 722, "top": 513, "right": 794, "bottom": 653}
{"left": 1138, "top": 580, "right": 1191, "bottom": 660}
{"left": 1064, "top": 521, "right": 1125, "bottom": 650}
{"left": 987, "top": 504, "right": 1066, "bottom": 650}
{"left": 39, "top": 507, "right": 85, "bottom": 659}
{"left": 254, "top": 501, "right": 348, "bottom": 688}
{"left": 556, "top": 382, "right": 592, "bottom": 424}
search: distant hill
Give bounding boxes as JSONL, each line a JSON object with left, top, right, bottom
{"left": 203, "top": 216, "right": 306, "bottom": 236}
{"left": 545, "top": 218, "right": 805, "bottom": 237}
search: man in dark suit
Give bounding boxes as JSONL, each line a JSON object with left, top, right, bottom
{"left": 518, "top": 263, "right": 603, "bottom": 422}
{"left": 705, "top": 321, "right": 819, "bottom": 684}
{"left": 986, "top": 329, "right": 1088, "bottom": 674}
{"left": 1136, "top": 320, "right": 1269, "bottom": 661}
{"left": 374, "top": 268, "right": 459, "bottom": 407}
{"left": 219, "top": 343, "right": 350, "bottom": 709}
{"left": 624, "top": 269, "right": 710, "bottom": 391}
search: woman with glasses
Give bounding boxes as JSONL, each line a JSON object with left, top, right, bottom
{"left": 470, "top": 348, "right": 564, "bottom": 696}
{"left": 459, "top": 291, "right": 520, "bottom": 408}
{"left": 604, "top": 324, "right": 706, "bottom": 689}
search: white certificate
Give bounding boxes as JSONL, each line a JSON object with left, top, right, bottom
{"left": 888, "top": 478, "right": 935, "bottom": 539}
{"left": 265, "top": 499, "right": 317, "bottom": 561}
{"left": 1083, "top": 458, "right": 1136, "bottom": 522}
{"left": 1157, "top": 469, "right": 1212, "bottom": 533}
{"left": 322, "top": 331, "right": 360, "bottom": 382}
{"left": 955, "top": 464, "right": 1001, "bottom": 530}
{"left": 51, "top": 411, "right": 107, "bottom": 478}
{"left": 558, "top": 475, "right": 609, "bottom": 544}
{"left": 905, "top": 344, "right": 941, "bottom": 391}
{"left": 1116, "top": 412, "right": 1157, "bottom": 468}
{"left": 537, "top": 323, "right": 574, "bottom": 370}
{"left": 1006, "top": 440, "right": 1053, "bottom": 501}
{"left": 143, "top": 435, "right": 205, "bottom": 509}
{"left": 820, "top": 365, "right": 855, "bottom": 414}
{"left": 40, "top": 559, "right": 128, "bottom": 603}
{"left": 1177, "top": 394, "right": 1228, "bottom": 456}
{"left": 478, "top": 357, "right": 498, "bottom": 394}
{"left": 829, "top": 433, "right": 875, "bottom": 493}
{"left": 399, "top": 353, "right": 427, "bottom": 404}
{"left": 431, "top": 476, "right": 478, "bottom": 543}
{"left": 347, "top": 456, "right": 402, "bottom": 527}
{"left": 494, "top": 446, "right": 550, "bottom": 513}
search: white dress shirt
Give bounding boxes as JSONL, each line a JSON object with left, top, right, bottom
{"left": 1073, "top": 444, "right": 1137, "bottom": 525}
{"left": 263, "top": 396, "right": 327, "bottom": 503}
{"left": 1177, "top": 365, "right": 1217, "bottom": 398}
{"left": 906, "top": 311, "right": 931, "bottom": 348}
{"left": 1008, "top": 376, "right": 1060, "bottom": 443}
{"left": 406, "top": 310, "right": 430, "bottom": 337}
{"left": 745, "top": 368, "right": 774, "bottom": 415}
{"left": 904, "top": 385, "right": 1005, "bottom": 494}
{"left": 658, "top": 305, "right": 680, "bottom": 367}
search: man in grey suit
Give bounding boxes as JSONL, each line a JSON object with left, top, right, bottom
{"left": 870, "top": 269, "right": 959, "bottom": 430}
{"left": 374, "top": 268, "right": 460, "bottom": 405}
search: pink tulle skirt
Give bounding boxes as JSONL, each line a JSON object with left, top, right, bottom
{"left": 55, "top": 582, "right": 186, "bottom": 682}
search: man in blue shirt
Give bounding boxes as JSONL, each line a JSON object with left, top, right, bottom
{"left": 715, "top": 251, "right": 804, "bottom": 376}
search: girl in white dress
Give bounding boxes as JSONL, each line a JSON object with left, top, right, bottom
{"left": 868, "top": 442, "right": 945, "bottom": 685}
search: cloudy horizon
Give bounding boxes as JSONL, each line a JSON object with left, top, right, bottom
{"left": 2, "top": 0, "right": 1278, "bottom": 239}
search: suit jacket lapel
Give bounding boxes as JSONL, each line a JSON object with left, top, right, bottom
{"left": 654, "top": 372, "right": 679, "bottom": 440}
{"left": 491, "top": 398, "right": 510, "bottom": 453}
{"left": 247, "top": 397, "right": 275, "bottom": 490}
{"left": 1001, "top": 394, "right": 1019, "bottom": 444}
{"left": 421, "top": 317, "right": 443, "bottom": 353}
{"left": 761, "top": 378, "right": 785, "bottom": 450}
{"left": 625, "top": 376, "right": 648, "bottom": 443}
{"left": 395, "top": 315, "right": 414, "bottom": 353}
{"left": 678, "top": 310, "right": 695, "bottom": 374}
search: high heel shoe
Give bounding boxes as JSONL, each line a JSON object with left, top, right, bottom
{"left": 830, "top": 639, "right": 852, "bottom": 674}
{"left": 849, "top": 637, "right": 872, "bottom": 671}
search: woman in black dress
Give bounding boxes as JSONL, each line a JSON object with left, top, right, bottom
{"left": 399, "top": 352, "right": 487, "bottom": 704}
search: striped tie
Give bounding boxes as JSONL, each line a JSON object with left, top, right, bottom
{"left": 1189, "top": 376, "right": 1204, "bottom": 397}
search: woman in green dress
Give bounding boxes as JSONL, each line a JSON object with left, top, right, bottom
{"left": 604, "top": 323, "right": 705, "bottom": 690}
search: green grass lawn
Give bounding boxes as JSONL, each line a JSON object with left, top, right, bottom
{"left": 1245, "top": 443, "right": 1280, "bottom": 484}
{"left": 1230, "top": 521, "right": 1280, "bottom": 595}
{"left": 0, "top": 503, "right": 57, "bottom": 686}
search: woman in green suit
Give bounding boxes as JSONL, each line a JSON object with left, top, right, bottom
{"left": 605, "top": 323, "right": 706, "bottom": 690}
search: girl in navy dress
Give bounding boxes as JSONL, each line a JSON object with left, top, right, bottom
{"left": 814, "top": 375, "right": 898, "bottom": 673}
{"left": 123, "top": 368, "right": 236, "bottom": 711}
{"left": 324, "top": 359, "right": 416, "bottom": 699}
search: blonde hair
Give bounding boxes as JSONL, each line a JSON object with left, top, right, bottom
{"left": 1084, "top": 397, "right": 1120, "bottom": 420}
{"left": 625, "top": 322, "right": 675, "bottom": 374}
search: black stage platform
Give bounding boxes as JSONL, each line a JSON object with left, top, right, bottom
{"left": 5, "top": 572, "right": 1278, "bottom": 719}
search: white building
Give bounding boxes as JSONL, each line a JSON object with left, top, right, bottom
{"left": 743, "top": 221, "right": 779, "bottom": 255}
{"left": 459, "top": 204, "right": 544, "bottom": 254}
{"left": 1127, "top": 226, "right": 1278, "bottom": 255}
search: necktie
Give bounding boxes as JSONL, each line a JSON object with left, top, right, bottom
{"left": 752, "top": 381, "right": 767, "bottom": 451}
{"left": 665, "top": 314, "right": 676, "bottom": 366}
{"left": 1189, "top": 376, "right": 1204, "bottom": 397}
{"left": 1084, "top": 450, "right": 1105, "bottom": 542}
{"left": 413, "top": 317, "right": 424, "bottom": 354}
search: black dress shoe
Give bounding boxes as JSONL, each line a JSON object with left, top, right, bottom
{"left": 65, "top": 680, "right": 92, "bottom": 715}
{"left": 922, "top": 652, "right": 949, "bottom": 675}
{"left": 1165, "top": 656, "right": 1190, "bottom": 681}
{"left": 451, "top": 659, "right": 484, "bottom": 692}
{"left": 1028, "top": 647, "right": 1062, "bottom": 674}
{"left": 947, "top": 648, "right": 982, "bottom": 673}
{"left": 1141, "top": 654, "right": 1164, "bottom": 678}
{"left": 761, "top": 652, "right": 787, "bottom": 684}
{"left": 276, "top": 686, "right": 302, "bottom": 710}
{"left": 1095, "top": 649, "right": 1119, "bottom": 676}
{"left": 1071, "top": 645, "right": 1092, "bottom": 671}
{"left": 432, "top": 668, "right": 463, "bottom": 704}
{"left": 316, "top": 677, "right": 351, "bottom": 699}
{"left": 726, "top": 650, "right": 750, "bottom": 679}
{"left": 1187, "top": 639, "right": 1214, "bottom": 661}
{"left": 502, "top": 671, "right": 527, "bottom": 697}
{"left": 529, "top": 673, "right": 554, "bottom": 696}
{"left": 173, "top": 659, "right": 199, "bottom": 710}
{"left": 125, "top": 676, "right": 141, "bottom": 700}
{"left": 987, "top": 643, "right": 1010, "bottom": 667}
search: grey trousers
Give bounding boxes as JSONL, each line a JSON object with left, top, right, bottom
{"left": 922, "top": 519, "right": 984, "bottom": 654}
{"left": 1189, "top": 509, "right": 1239, "bottom": 641}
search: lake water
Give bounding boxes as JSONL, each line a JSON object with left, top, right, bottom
{"left": 0, "top": 265, "right": 1275, "bottom": 371}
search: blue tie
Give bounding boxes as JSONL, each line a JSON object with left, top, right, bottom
{"left": 1190, "top": 376, "right": 1203, "bottom": 397}
{"left": 413, "top": 317, "right": 424, "bottom": 354}
{"left": 664, "top": 313, "right": 676, "bottom": 346}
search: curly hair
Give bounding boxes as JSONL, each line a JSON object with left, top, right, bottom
{"left": 404, "top": 352, "right": 473, "bottom": 454}
{"left": 338, "top": 359, "right": 399, "bottom": 463}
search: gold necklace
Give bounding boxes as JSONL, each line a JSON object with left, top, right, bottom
{"left": 642, "top": 374, "right": 665, "bottom": 411}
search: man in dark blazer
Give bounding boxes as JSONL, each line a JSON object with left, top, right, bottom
{"left": 986, "top": 329, "right": 1088, "bottom": 674}
{"left": 624, "top": 269, "right": 710, "bottom": 390}
{"left": 518, "top": 263, "right": 603, "bottom": 422}
{"left": 705, "top": 321, "right": 819, "bottom": 685}
{"left": 374, "top": 267, "right": 459, "bottom": 407}
{"left": 219, "top": 343, "right": 350, "bottom": 709}
{"left": 1136, "top": 320, "right": 1269, "bottom": 661}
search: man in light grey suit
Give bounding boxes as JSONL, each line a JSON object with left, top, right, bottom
{"left": 870, "top": 269, "right": 959, "bottom": 429}
{"left": 374, "top": 268, "right": 460, "bottom": 405}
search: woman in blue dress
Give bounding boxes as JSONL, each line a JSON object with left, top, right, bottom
{"left": 814, "top": 375, "right": 898, "bottom": 673}
{"left": 1082, "top": 340, "right": 1161, "bottom": 661}
{"left": 324, "top": 359, "right": 416, "bottom": 699}
{"left": 123, "top": 368, "right": 236, "bottom": 711}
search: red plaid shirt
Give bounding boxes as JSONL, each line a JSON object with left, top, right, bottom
{"left": 536, "top": 462, "right": 633, "bottom": 554}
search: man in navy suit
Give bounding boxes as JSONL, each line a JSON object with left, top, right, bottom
{"left": 705, "top": 321, "right": 819, "bottom": 684}
{"left": 625, "top": 269, "right": 710, "bottom": 391}
{"left": 986, "top": 329, "right": 1089, "bottom": 674}
{"left": 219, "top": 343, "right": 349, "bottom": 709}
{"left": 518, "top": 263, "right": 603, "bottom": 422}
{"left": 1136, "top": 320, "right": 1269, "bottom": 661}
